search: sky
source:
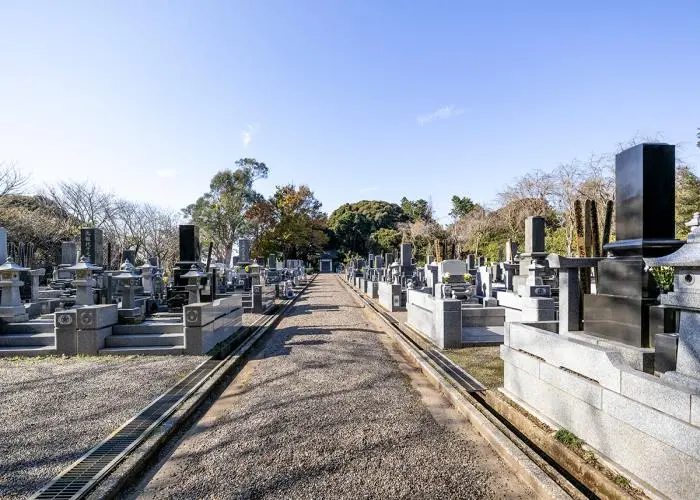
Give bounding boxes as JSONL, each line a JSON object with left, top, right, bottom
{"left": 1, "top": 1, "right": 699, "bottom": 222}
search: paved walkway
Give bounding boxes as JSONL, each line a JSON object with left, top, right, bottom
{"left": 135, "top": 275, "right": 531, "bottom": 499}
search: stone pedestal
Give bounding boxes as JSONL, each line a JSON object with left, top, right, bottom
{"left": 29, "top": 268, "right": 45, "bottom": 302}
{"left": 0, "top": 280, "right": 28, "bottom": 322}
{"left": 187, "top": 284, "right": 201, "bottom": 305}
{"left": 73, "top": 279, "right": 95, "bottom": 306}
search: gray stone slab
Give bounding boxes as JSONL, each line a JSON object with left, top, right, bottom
{"left": 693, "top": 394, "right": 700, "bottom": 427}
{"left": 76, "top": 326, "right": 112, "bottom": 355}
{"left": 602, "top": 389, "right": 700, "bottom": 461}
{"left": 500, "top": 345, "right": 540, "bottom": 377}
{"left": 620, "top": 369, "right": 693, "bottom": 422}
{"left": 539, "top": 361, "right": 602, "bottom": 409}
{"left": 461, "top": 326, "right": 504, "bottom": 345}
{"left": 504, "top": 363, "right": 700, "bottom": 500}
{"left": 508, "top": 323, "right": 623, "bottom": 392}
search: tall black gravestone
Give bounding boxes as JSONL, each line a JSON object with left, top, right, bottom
{"left": 584, "top": 144, "right": 683, "bottom": 347}
{"left": 179, "top": 225, "right": 200, "bottom": 263}
{"left": 80, "top": 228, "right": 104, "bottom": 266}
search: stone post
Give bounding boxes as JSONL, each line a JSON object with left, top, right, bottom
{"left": 54, "top": 310, "right": 77, "bottom": 355}
{"left": 29, "top": 268, "right": 45, "bottom": 302}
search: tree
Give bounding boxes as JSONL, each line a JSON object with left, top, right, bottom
{"left": 676, "top": 165, "right": 700, "bottom": 238}
{"left": 0, "top": 194, "right": 75, "bottom": 266}
{"left": 400, "top": 197, "right": 433, "bottom": 222}
{"left": 328, "top": 200, "right": 408, "bottom": 255}
{"left": 449, "top": 195, "right": 477, "bottom": 219}
{"left": 369, "top": 228, "right": 402, "bottom": 254}
{"left": 43, "top": 181, "right": 115, "bottom": 229}
{"left": 183, "top": 158, "right": 268, "bottom": 265}
{"left": 0, "top": 161, "right": 29, "bottom": 197}
{"left": 252, "top": 184, "right": 329, "bottom": 260}
{"left": 451, "top": 207, "right": 494, "bottom": 257}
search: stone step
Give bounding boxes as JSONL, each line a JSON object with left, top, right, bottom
{"left": 0, "top": 345, "right": 56, "bottom": 357}
{"left": 0, "top": 333, "right": 55, "bottom": 347}
{"left": 98, "top": 346, "right": 185, "bottom": 356}
{"left": 105, "top": 333, "right": 184, "bottom": 348}
{"left": 0, "top": 321, "right": 55, "bottom": 334}
{"left": 112, "top": 323, "right": 183, "bottom": 335}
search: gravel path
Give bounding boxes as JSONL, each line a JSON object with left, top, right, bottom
{"left": 136, "top": 275, "right": 531, "bottom": 499}
{"left": 0, "top": 354, "right": 207, "bottom": 499}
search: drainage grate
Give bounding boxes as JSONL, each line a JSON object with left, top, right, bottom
{"left": 31, "top": 358, "right": 221, "bottom": 499}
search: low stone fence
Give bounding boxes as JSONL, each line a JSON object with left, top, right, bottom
{"left": 54, "top": 304, "right": 119, "bottom": 355}
{"left": 406, "top": 290, "right": 461, "bottom": 349}
{"left": 502, "top": 322, "right": 700, "bottom": 499}
{"left": 461, "top": 304, "right": 506, "bottom": 327}
{"left": 184, "top": 295, "right": 243, "bottom": 354}
{"left": 377, "top": 282, "right": 403, "bottom": 312}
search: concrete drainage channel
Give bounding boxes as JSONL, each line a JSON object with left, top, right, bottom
{"left": 339, "top": 276, "right": 595, "bottom": 500}
{"left": 31, "top": 275, "right": 317, "bottom": 500}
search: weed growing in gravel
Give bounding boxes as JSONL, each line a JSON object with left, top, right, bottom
{"left": 582, "top": 451, "right": 597, "bottom": 464}
{"left": 554, "top": 428, "right": 582, "bottom": 448}
{"left": 614, "top": 475, "right": 630, "bottom": 488}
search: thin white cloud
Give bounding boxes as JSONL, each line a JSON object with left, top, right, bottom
{"left": 241, "top": 124, "right": 256, "bottom": 148}
{"left": 155, "top": 169, "right": 176, "bottom": 178}
{"left": 359, "top": 186, "right": 378, "bottom": 193}
{"left": 416, "top": 105, "right": 467, "bottom": 125}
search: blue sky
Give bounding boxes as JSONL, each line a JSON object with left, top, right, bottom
{"left": 1, "top": 1, "right": 699, "bottom": 221}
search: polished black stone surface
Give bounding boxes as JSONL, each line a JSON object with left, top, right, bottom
{"left": 649, "top": 304, "right": 678, "bottom": 338}
{"left": 583, "top": 294, "right": 654, "bottom": 347}
{"left": 596, "top": 258, "right": 657, "bottom": 298}
{"left": 80, "top": 227, "right": 104, "bottom": 266}
{"left": 179, "top": 225, "right": 200, "bottom": 262}
{"left": 584, "top": 143, "right": 682, "bottom": 347}
{"left": 604, "top": 143, "right": 681, "bottom": 257}
{"left": 654, "top": 333, "right": 679, "bottom": 373}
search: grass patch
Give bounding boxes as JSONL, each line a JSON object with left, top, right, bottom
{"left": 442, "top": 346, "right": 503, "bottom": 388}
{"left": 554, "top": 428, "right": 583, "bottom": 448}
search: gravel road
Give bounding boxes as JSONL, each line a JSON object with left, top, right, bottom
{"left": 136, "top": 275, "right": 532, "bottom": 499}
{"left": 0, "top": 355, "right": 207, "bottom": 499}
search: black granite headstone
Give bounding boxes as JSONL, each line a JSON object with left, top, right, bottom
{"left": 80, "top": 228, "right": 104, "bottom": 266}
{"left": 179, "top": 225, "right": 200, "bottom": 262}
{"left": 584, "top": 143, "right": 683, "bottom": 347}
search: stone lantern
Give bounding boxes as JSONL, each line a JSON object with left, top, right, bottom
{"left": 113, "top": 271, "right": 138, "bottom": 312}
{"left": 650, "top": 212, "right": 700, "bottom": 390}
{"left": 66, "top": 256, "right": 102, "bottom": 306}
{"left": 139, "top": 262, "right": 156, "bottom": 296}
{"left": 181, "top": 265, "right": 205, "bottom": 305}
{"left": 0, "top": 257, "right": 30, "bottom": 322}
{"left": 249, "top": 262, "right": 262, "bottom": 286}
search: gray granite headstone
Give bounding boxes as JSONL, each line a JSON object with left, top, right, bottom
{"left": 525, "top": 217, "right": 545, "bottom": 254}
{"left": 238, "top": 238, "right": 251, "bottom": 263}
{"left": 61, "top": 241, "right": 77, "bottom": 266}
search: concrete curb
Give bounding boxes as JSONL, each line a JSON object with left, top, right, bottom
{"left": 339, "top": 276, "right": 571, "bottom": 500}
{"left": 87, "top": 275, "right": 318, "bottom": 500}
